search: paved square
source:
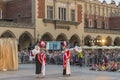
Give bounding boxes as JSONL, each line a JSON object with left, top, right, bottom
{"left": 0, "top": 64, "right": 120, "bottom": 80}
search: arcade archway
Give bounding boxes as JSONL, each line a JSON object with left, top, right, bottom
{"left": 105, "top": 36, "right": 112, "bottom": 46}
{"left": 69, "top": 34, "right": 80, "bottom": 47}
{"left": 84, "top": 35, "right": 92, "bottom": 46}
{"left": 56, "top": 33, "right": 68, "bottom": 41}
{"left": 114, "top": 37, "right": 120, "bottom": 46}
{"left": 19, "top": 31, "right": 33, "bottom": 51}
{"left": 41, "top": 32, "right": 54, "bottom": 41}
{"left": 1, "top": 30, "right": 16, "bottom": 38}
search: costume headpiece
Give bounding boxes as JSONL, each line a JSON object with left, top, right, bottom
{"left": 61, "top": 41, "right": 67, "bottom": 48}
{"left": 39, "top": 41, "right": 46, "bottom": 48}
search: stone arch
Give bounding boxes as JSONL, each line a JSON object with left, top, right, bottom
{"left": 96, "top": 35, "right": 102, "bottom": 46}
{"left": 84, "top": 35, "right": 92, "bottom": 46}
{"left": 69, "top": 34, "right": 80, "bottom": 47}
{"left": 19, "top": 31, "right": 33, "bottom": 51}
{"left": 41, "top": 32, "right": 54, "bottom": 41}
{"left": 1, "top": 30, "right": 16, "bottom": 38}
{"left": 105, "top": 36, "right": 112, "bottom": 46}
{"left": 56, "top": 33, "right": 68, "bottom": 41}
{"left": 96, "top": 35, "right": 102, "bottom": 40}
{"left": 114, "top": 37, "right": 120, "bottom": 46}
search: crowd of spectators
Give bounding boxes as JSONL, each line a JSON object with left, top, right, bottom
{"left": 18, "top": 48, "right": 120, "bottom": 72}
{"left": 85, "top": 49, "right": 120, "bottom": 72}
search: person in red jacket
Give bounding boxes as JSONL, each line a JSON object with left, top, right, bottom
{"left": 62, "top": 41, "right": 71, "bottom": 76}
{"left": 35, "top": 41, "right": 47, "bottom": 78}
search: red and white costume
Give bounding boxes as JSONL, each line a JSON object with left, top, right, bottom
{"left": 34, "top": 41, "right": 47, "bottom": 78}
{"left": 39, "top": 41, "right": 47, "bottom": 77}
{"left": 37, "top": 52, "right": 46, "bottom": 76}
{"left": 63, "top": 49, "right": 71, "bottom": 75}
{"left": 62, "top": 41, "right": 71, "bottom": 76}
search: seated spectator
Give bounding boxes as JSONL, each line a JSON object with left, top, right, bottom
{"left": 89, "top": 64, "right": 96, "bottom": 70}
{"left": 110, "top": 61, "right": 119, "bottom": 72}
{"left": 96, "top": 63, "right": 102, "bottom": 71}
{"left": 101, "top": 63, "right": 106, "bottom": 71}
{"left": 106, "top": 62, "right": 112, "bottom": 71}
{"left": 117, "top": 63, "right": 120, "bottom": 72}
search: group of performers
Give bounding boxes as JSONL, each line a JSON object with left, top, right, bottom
{"left": 31, "top": 40, "right": 82, "bottom": 78}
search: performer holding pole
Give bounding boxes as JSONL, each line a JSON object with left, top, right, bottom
{"left": 31, "top": 43, "right": 40, "bottom": 78}
{"left": 62, "top": 41, "right": 71, "bottom": 77}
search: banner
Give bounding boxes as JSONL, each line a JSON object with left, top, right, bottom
{"left": 47, "top": 41, "right": 61, "bottom": 50}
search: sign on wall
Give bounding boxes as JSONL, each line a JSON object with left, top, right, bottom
{"left": 46, "top": 41, "right": 61, "bottom": 50}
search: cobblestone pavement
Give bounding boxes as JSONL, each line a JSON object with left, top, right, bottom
{"left": 0, "top": 64, "right": 120, "bottom": 80}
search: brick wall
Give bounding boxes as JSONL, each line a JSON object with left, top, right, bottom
{"left": 77, "top": 4, "right": 82, "bottom": 23}
{"left": 6, "top": 0, "right": 32, "bottom": 23}
{"left": 38, "top": 0, "right": 45, "bottom": 18}
{"left": 109, "top": 17, "right": 120, "bottom": 30}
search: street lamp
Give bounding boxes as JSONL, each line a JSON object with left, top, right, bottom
{"left": 101, "top": 39, "right": 106, "bottom": 46}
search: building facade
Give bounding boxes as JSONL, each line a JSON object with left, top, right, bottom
{"left": 0, "top": 0, "right": 120, "bottom": 50}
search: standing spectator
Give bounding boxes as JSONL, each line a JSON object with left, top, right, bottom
{"left": 74, "top": 45, "right": 83, "bottom": 67}
{"left": 21, "top": 50, "right": 25, "bottom": 64}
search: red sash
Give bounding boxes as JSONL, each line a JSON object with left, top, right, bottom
{"left": 63, "top": 50, "right": 71, "bottom": 69}
{"left": 37, "top": 53, "right": 46, "bottom": 64}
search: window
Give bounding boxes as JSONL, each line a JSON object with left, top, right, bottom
{"left": 47, "top": 6, "right": 53, "bottom": 19}
{"left": 59, "top": 7, "right": 66, "bottom": 21}
{"left": 94, "top": 6, "right": 96, "bottom": 14}
{"left": 85, "top": 18, "right": 88, "bottom": 27}
{"left": 94, "top": 19, "right": 97, "bottom": 28}
{"left": 47, "top": 0, "right": 53, "bottom": 2}
{"left": 0, "top": 9, "right": 2, "bottom": 19}
{"left": 89, "top": 5, "right": 92, "bottom": 14}
{"left": 71, "top": 9, "right": 75, "bottom": 21}
{"left": 89, "top": 19, "right": 92, "bottom": 28}
{"left": 98, "top": 7, "right": 100, "bottom": 15}
{"left": 103, "top": 7, "right": 105, "bottom": 16}
{"left": 102, "top": 21, "right": 105, "bottom": 29}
